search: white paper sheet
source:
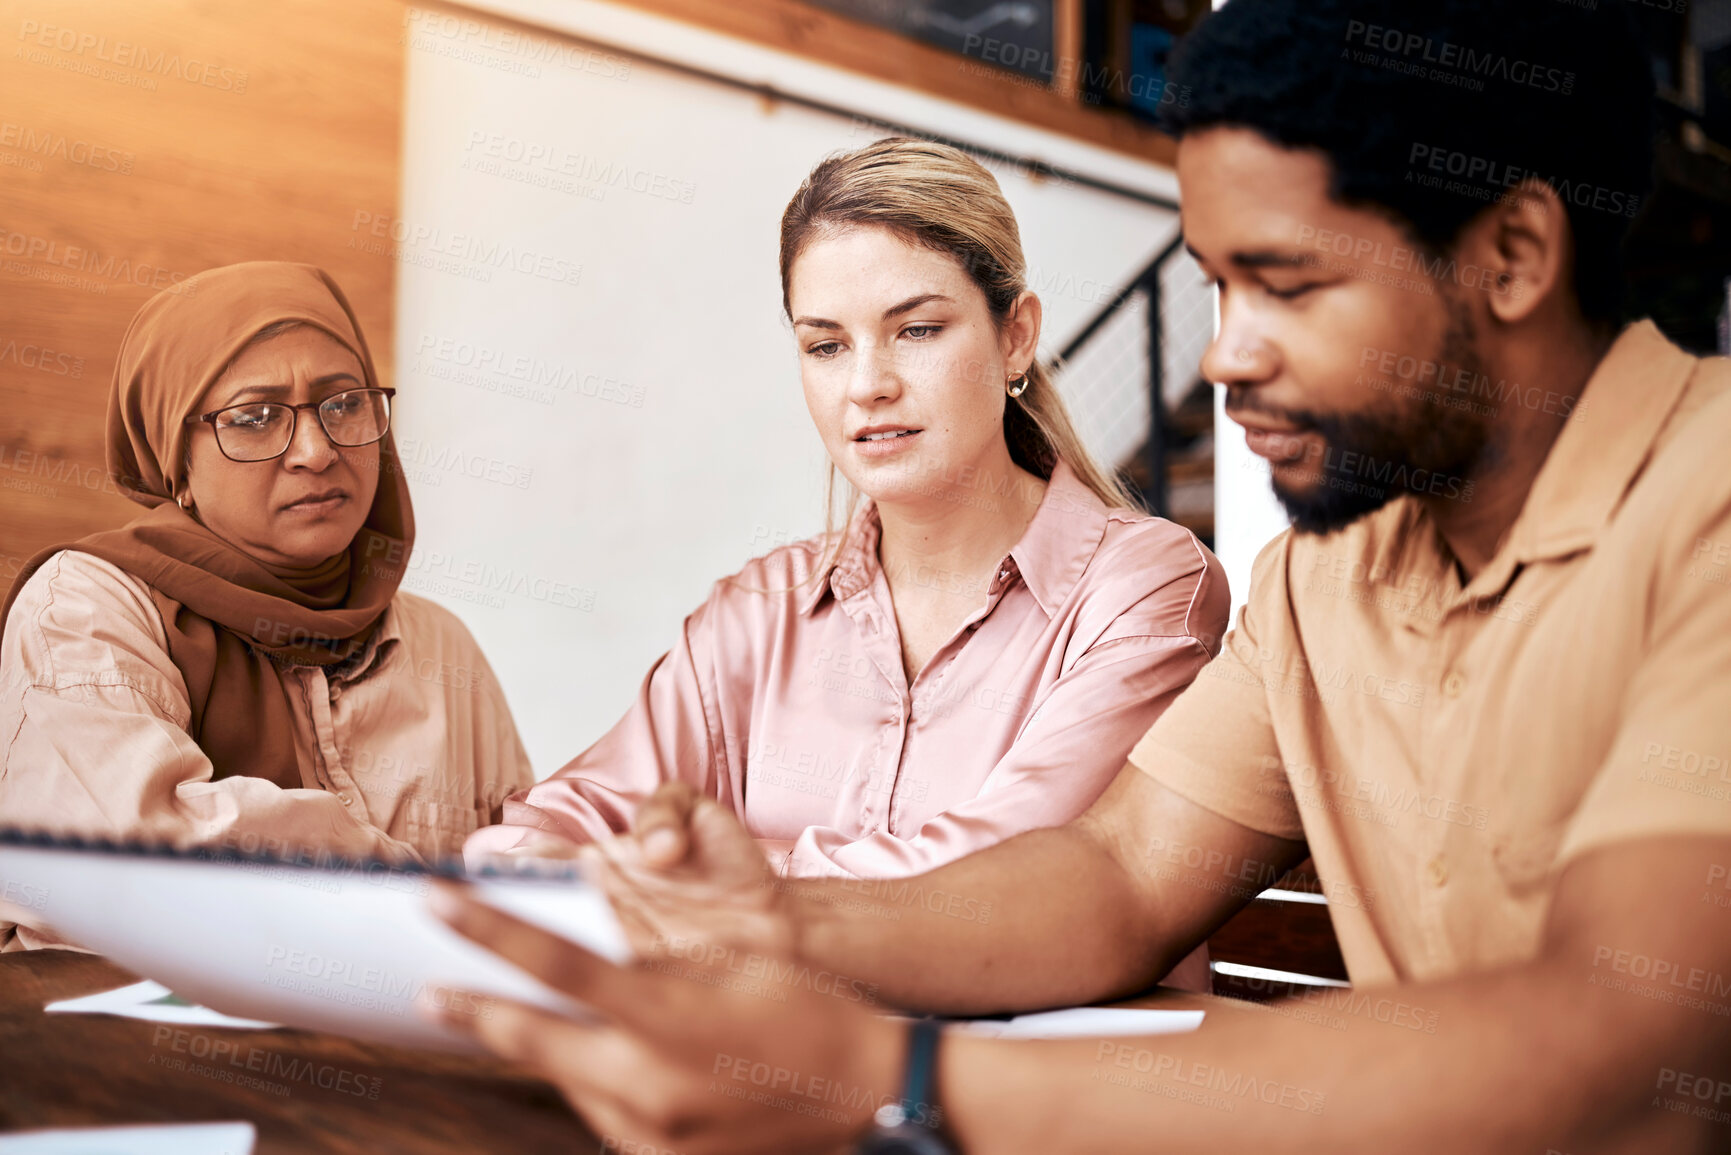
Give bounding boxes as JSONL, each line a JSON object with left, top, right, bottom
{"left": 45, "top": 980, "right": 280, "bottom": 1030}
{"left": 0, "top": 842, "right": 630, "bottom": 1053}
{"left": 0, "top": 1122, "right": 255, "bottom": 1155}
{"left": 956, "top": 1007, "right": 1205, "bottom": 1039}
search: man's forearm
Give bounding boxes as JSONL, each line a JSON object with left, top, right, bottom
{"left": 940, "top": 838, "right": 1731, "bottom": 1153}
{"left": 941, "top": 957, "right": 1715, "bottom": 1154}
{"left": 785, "top": 825, "right": 1172, "bottom": 1014}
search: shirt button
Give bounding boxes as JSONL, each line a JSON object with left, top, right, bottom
{"left": 1442, "top": 671, "right": 1465, "bottom": 698}
{"left": 1426, "top": 855, "right": 1449, "bottom": 887}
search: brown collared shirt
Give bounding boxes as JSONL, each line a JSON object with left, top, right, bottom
{"left": 1132, "top": 321, "right": 1731, "bottom": 985}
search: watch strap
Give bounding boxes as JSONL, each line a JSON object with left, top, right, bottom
{"left": 898, "top": 1017, "right": 942, "bottom": 1126}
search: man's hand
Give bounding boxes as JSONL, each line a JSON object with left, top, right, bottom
{"left": 591, "top": 783, "right": 799, "bottom": 961}
{"left": 614, "top": 781, "right": 765, "bottom": 876}
{"left": 426, "top": 880, "right": 902, "bottom": 1155}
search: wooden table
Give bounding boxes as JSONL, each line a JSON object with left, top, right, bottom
{"left": 1, "top": 951, "right": 1257, "bottom": 1152}
{"left": 0, "top": 950, "right": 597, "bottom": 1153}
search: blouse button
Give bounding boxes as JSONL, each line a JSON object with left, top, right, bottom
{"left": 1425, "top": 855, "right": 1449, "bottom": 887}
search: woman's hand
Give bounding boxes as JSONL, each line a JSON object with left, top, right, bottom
{"left": 507, "top": 831, "right": 585, "bottom": 859}
{"left": 425, "top": 881, "right": 902, "bottom": 1155}
{"left": 462, "top": 828, "right": 584, "bottom": 875}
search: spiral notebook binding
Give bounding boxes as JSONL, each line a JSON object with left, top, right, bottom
{"left": 0, "top": 825, "right": 581, "bottom": 883}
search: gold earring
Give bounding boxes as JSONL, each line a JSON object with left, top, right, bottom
{"left": 176, "top": 490, "right": 194, "bottom": 512}
{"left": 1006, "top": 372, "right": 1029, "bottom": 399}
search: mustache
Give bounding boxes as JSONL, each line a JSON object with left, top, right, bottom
{"left": 1222, "top": 386, "right": 1318, "bottom": 431}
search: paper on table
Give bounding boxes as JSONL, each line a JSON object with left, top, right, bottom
{"left": 46, "top": 980, "right": 280, "bottom": 1030}
{"left": 0, "top": 1122, "right": 255, "bottom": 1155}
{"left": 955, "top": 1007, "right": 1205, "bottom": 1039}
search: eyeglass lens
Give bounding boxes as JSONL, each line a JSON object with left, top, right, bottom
{"left": 212, "top": 389, "right": 391, "bottom": 462}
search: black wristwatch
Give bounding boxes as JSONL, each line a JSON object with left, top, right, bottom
{"left": 855, "top": 1018, "right": 956, "bottom": 1154}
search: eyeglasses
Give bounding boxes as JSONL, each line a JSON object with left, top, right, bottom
{"left": 187, "top": 388, "right": 396, "bottom": 463}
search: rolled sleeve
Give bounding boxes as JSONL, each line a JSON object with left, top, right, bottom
{"left": 1128, "top": 536, "right": 1304, "bottom": 842}
{"left": 1559, "top": 496, "right": 1731, "bottom": 865}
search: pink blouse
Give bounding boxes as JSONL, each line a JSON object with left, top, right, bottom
{"left": 468, "top": 462, "right": 1228, "bottom": 881}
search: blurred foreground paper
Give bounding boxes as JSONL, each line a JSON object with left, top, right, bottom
{"left": 0, "top": 836, "right": 629, "bottom": 1053}
{"left": 46, "top": 980, "right": 280, "bottom": 1030}
{"left": 957, "top": 1007, "right": 1205, "bottom": 1039}
{"left": 0, "top": 1122, "right": 256, "bottom": 1154}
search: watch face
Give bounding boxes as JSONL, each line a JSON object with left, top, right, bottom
{"left": 855, "top": 1124, "right": 957, "bottom": 1155}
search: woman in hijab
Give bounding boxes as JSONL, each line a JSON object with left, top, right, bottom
{"left": 0, "top": 261, "right": 533, "bottom": 950}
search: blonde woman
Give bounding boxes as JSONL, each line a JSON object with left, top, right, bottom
{"left": 0, "top": 262, "right": 533, "bottom": 950}
{"left": 467, "top": 140, "right": 1225, "bottom": 980}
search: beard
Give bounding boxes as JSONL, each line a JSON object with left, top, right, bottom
{"left": 1229, "top": 303, "right": 1497, "bottom": 535}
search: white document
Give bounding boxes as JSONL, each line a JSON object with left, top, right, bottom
{"left": 0, "top": 841, "right": 630, "bottom": 1053}
{"left": 0, "top": 1122, "right": 255, "bottom": 1155}
{"left": 957, "top": 1007, "right": 1205, "bottom": 1039}
{"left": 46, "top": 980, "right": 280, "bottom": 1030}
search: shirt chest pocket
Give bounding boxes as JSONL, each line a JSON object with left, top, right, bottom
{"left": 396, "top": 796, "right": 480, "bottom": 856}
{"left": 1482, "top": 602, "right": 1628, "bottom": 891}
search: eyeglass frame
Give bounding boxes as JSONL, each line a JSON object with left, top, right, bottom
{"left": 184, "top": 387, "right": 397, "bottom": 463}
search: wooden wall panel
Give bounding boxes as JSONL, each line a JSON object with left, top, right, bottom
{"left": 0, "top": 0, "right": 405, "bottom": 601}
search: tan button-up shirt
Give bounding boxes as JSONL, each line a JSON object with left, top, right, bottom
{"left": 1132, "top": 321, "right": 1731, "bottom": 985}
{"left": 472, "top": 461, "right": 1228, "bottom": 880}
{"left": 0, "top": 550, "right": 533, "bottom": 950}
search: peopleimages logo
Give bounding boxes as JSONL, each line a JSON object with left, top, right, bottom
{"left": 462, "top": 132, "right": 696, "bottom": 205}
{"left": 0, "top": 339, "right": 83, "bottom": 378}
{"left": 1408, "top": 144, "right": 1641, "bottom": 218}
{"left": 348, "top": 212, "right": 582, "bottom": 288}
{"left": 0, "top": 122, "right": 134, "bottom": 174}
{"left": 0, "top": 227, "right": 194, "bottom": 294}
{"left": 16, "top": 20, "right": 249, "bottom": 92}
{"left": 1342, "top": 20, "right": 1574, "bottom": 95}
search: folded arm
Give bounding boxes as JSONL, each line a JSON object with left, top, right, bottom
{"left": 0, "top": 554, "right": 420, "bottom": 866}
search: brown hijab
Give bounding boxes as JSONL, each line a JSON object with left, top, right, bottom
{"left": 0, "top": 261, "right": 413, "bottom": 790}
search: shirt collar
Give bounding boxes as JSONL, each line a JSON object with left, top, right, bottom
{"left": 798, "top": 502, "right": 883, "bottom": 615}
{"left": 1396, "top": 320, "right": 1699, "bottom": 602}
{"left": 1507, "top": 320, "right": 1696, "bottom": 567}
{"left": 1006, "top": 459, "right": 1111, "bottom": 617}
{"left": 329, "top": 598, "right": 404, "bottom": 684}
{"left": 796, "top": 459, "right": 1110, "bottom": 618}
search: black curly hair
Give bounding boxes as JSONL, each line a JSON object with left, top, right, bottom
{"left": 1160, "top": 0, "right": 1656, "bottom": 327}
